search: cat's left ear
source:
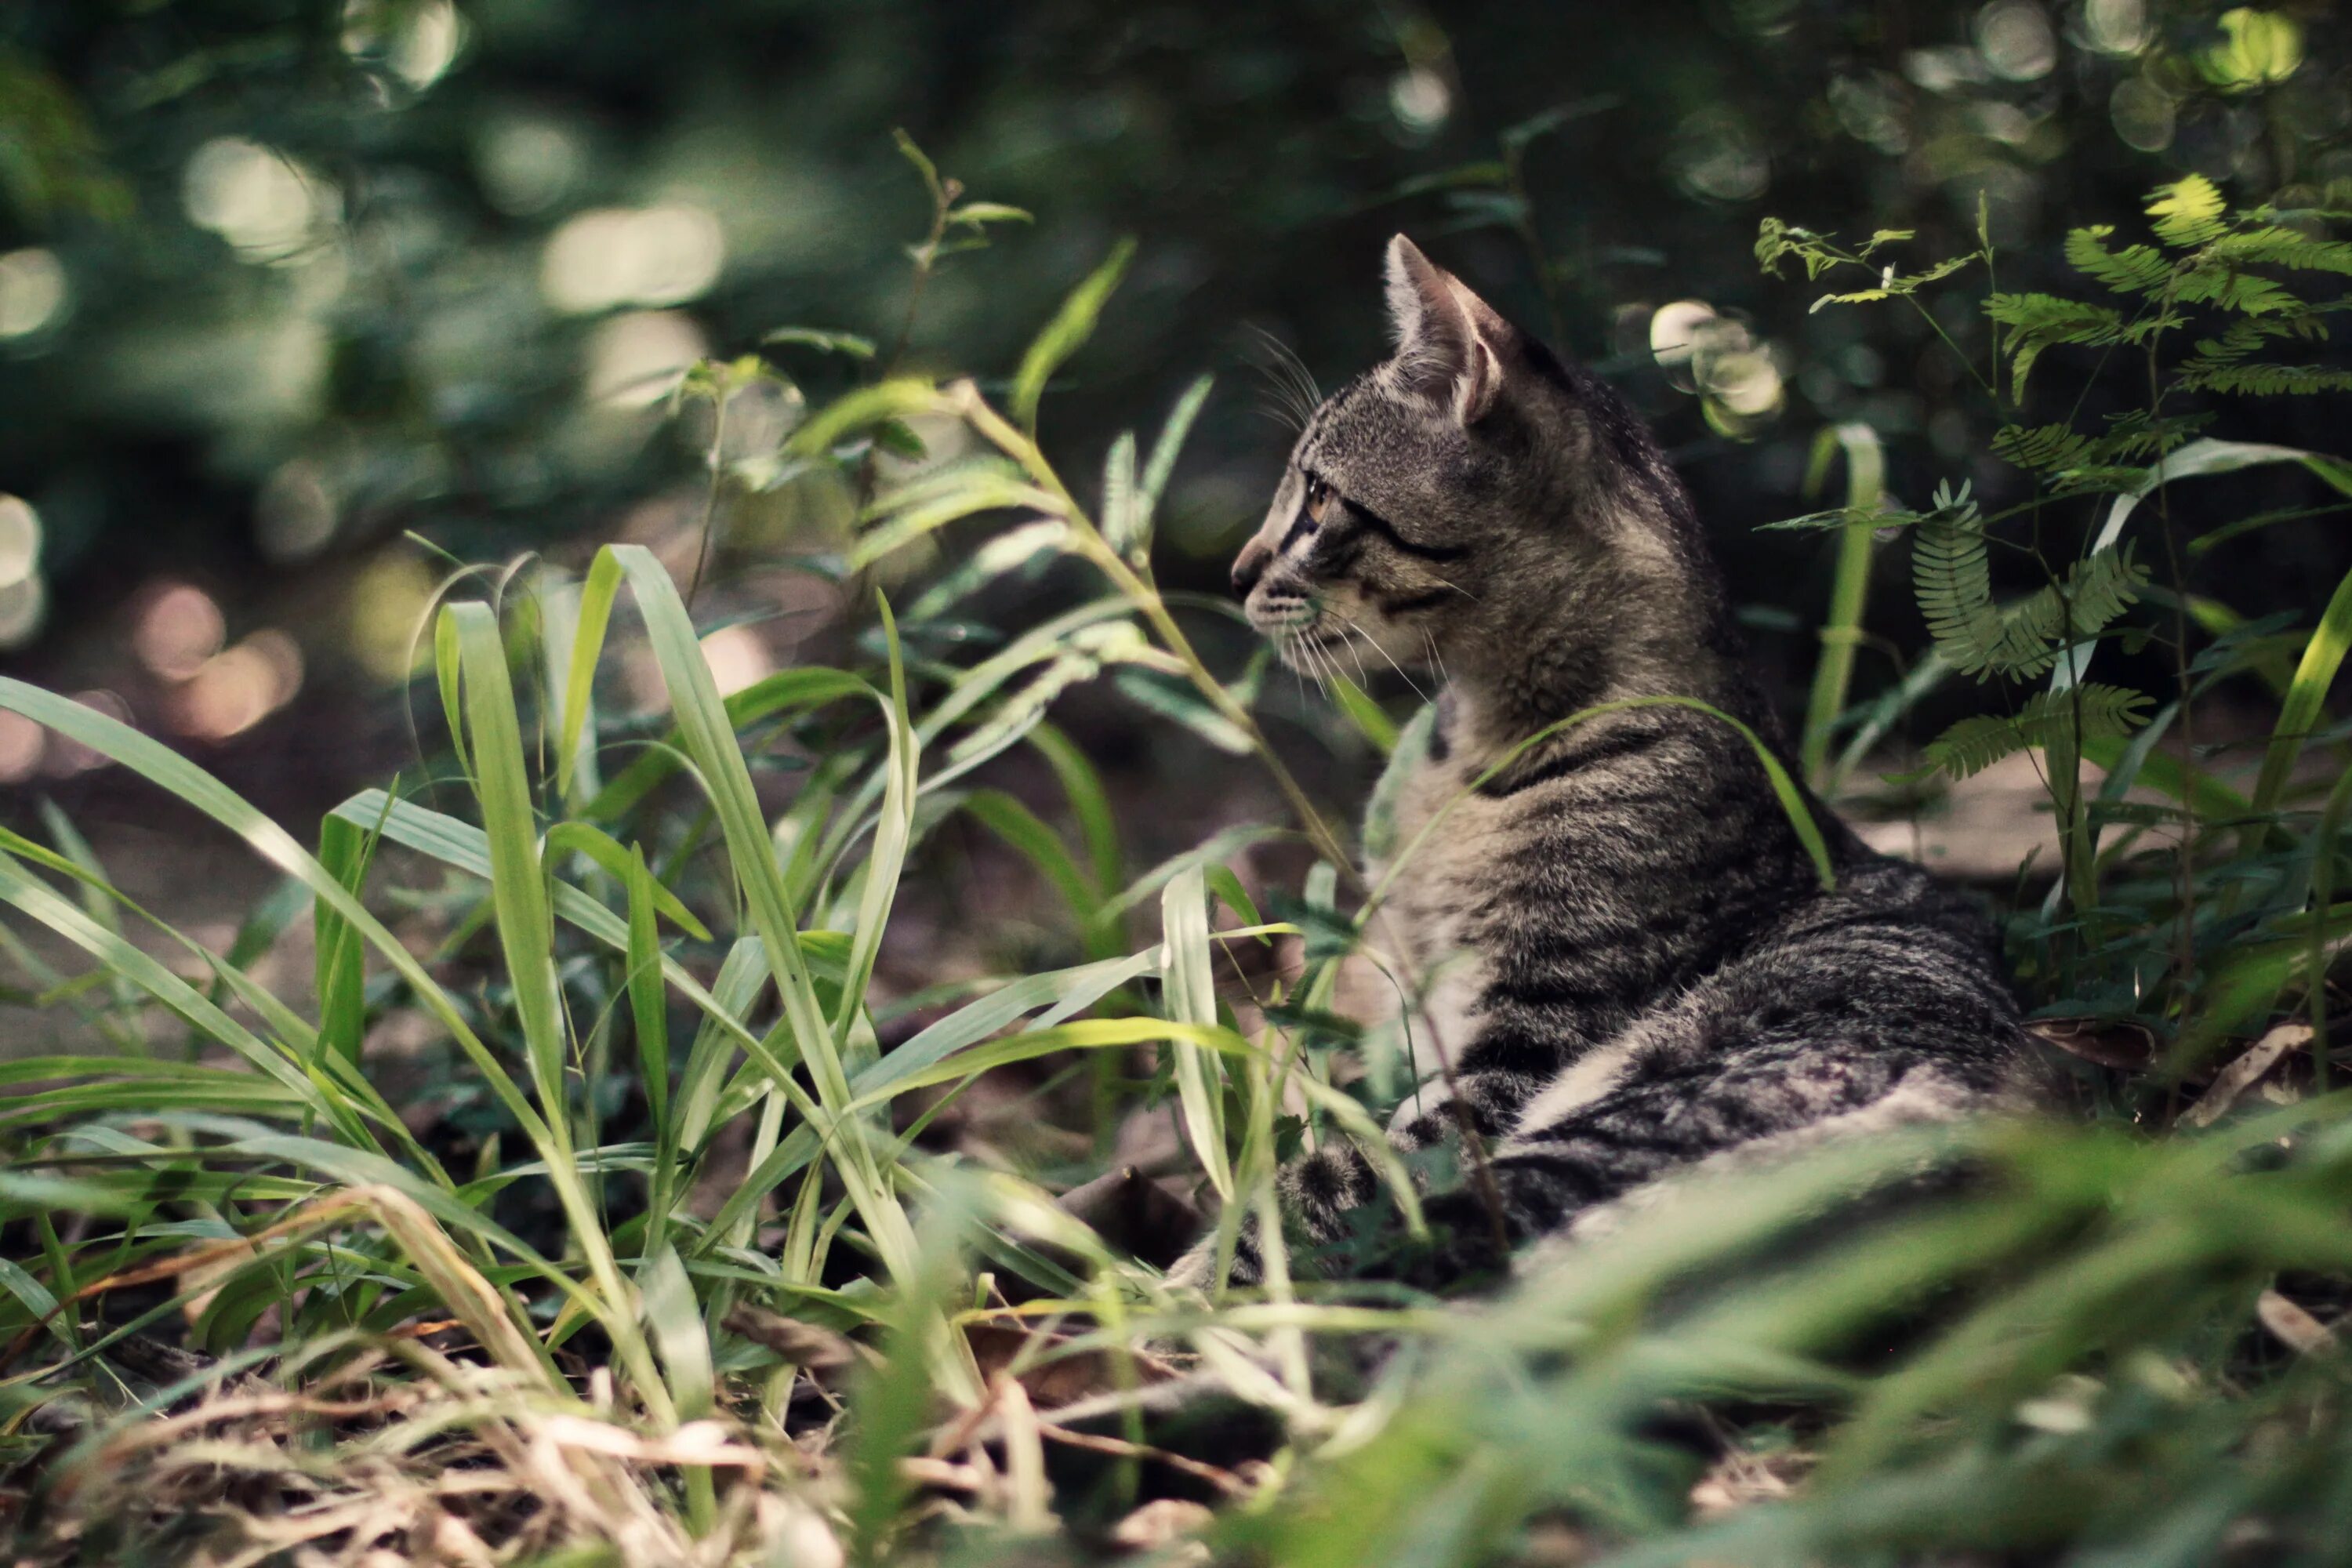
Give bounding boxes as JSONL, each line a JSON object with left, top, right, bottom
{"left": 1383, "top": 234, "right": 1510, "bottom": 425}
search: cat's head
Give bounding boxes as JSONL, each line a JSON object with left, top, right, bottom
{"left": 1232, "top": 236, "right": 1713, "bottom": 687}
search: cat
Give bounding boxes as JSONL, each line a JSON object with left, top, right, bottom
{"left": 1188, "top": 235, "right": 2038, "bottom": 1290}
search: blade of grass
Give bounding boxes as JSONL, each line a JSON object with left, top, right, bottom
{"left": 2252, "top": 561, "right": 2352, "bottom": 817}
{"left": 1800, "top": 422, "right": 1885, "bottom": 788}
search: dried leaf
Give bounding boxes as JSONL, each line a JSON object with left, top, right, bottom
{"left": 2259, "top": 1289, "right": 2338, "bottom": 1356}
{"left": 1110, "top": 1497, "right": 1217, "bottom": 1552}
{"left": 720, "top": 1304, "right": 867, "bottom": 1371}
{"left": 2031, "top": 1017, "right": 2158, "bottom": 1070}
{"left": 2182, "top": 1023, "right": 2310, "bottom": 1127}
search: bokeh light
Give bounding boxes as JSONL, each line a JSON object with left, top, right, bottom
{"left": 586, "top": 310, "right": 709, "bottom": 408}
{"left": 1670, "top": 108, "right": 1769, "bottom": 203}
{"left": 1649, "top": 301, "right": 1782, "bottom": 436}
{"left": 1975, "top": 2, "right": 2057, "bottom": 81}
{"left": 541, "top": 205, "right": 725, "bottom": 315}
{"left": 0, "top": 710, "right": 43, "bottom": 784}
{"left": 1389, "top": 69, "right": 1451, "bottom": 133}
{"left": 699, "top": 624, "right": 774, "bottom": 698}
{"left": 342, "top": 0, "right": 464, "bottom": 90}
{"left": 2203, "top": 9, "right": 2303, "bottom": 93}
{"left": 255, "top": 459, "right": 339, "bottom": 562}
{"left": 0, "top": 577, "right": 45, "bottom": 650}
{"left": 171, "top": 630, "right": 304, "bottom": 742}
{"left": 476, "top": 117, "right": 586, "bottom": 216}
{"left": 0, "top": 249, "right": 68, "bottom": 341}
{"left": 133, "top": 584, "right": 227, "bottom": 681}
{"left": 2082, "top": 0, "right": 2152, "bottom": 56}
{"left": 350, "top": 552, "right": 439, "bottom": 681}
{"left": 2113, "top": 77, "right": 2178, "bottom": 151}
{"left": 0, "top": 495, "right": 40, "bottom": 591}
{"left": 1830, "top": 74, "right": 1911, "bottom": 154}
{"left": 1650, "top": 300, "right": 1720, "bottom": 374}
{"left": 183, "top": 138, "right": 339, "bottom": 263}
{"left": 0, "top": 495, "right": 45, "bottom": 650}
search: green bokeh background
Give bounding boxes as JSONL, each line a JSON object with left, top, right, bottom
{"left": 3, "top": 0, "right": 2349, "bottom": 823}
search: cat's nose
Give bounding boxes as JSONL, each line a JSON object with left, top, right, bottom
{"left": 1231, "top": 539, "right": 1271, "bottom": 599}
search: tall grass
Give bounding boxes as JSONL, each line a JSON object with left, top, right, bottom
{"left": 6, "top": 160, "right": 2352, "bottom": 1568}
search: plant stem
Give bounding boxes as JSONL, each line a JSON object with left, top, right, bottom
{"left": 684, "top": 385, "right": 731, "bottom": 613}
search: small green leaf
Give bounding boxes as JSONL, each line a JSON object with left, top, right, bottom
{"left": 1011, "top": 237, "right": 1138, "bottom": 434}
{"left": 761, "top": 326, "right": 877, "bottom": 358}
{"left": 2147, "top": 172, "right": 2227, "bottom": 248}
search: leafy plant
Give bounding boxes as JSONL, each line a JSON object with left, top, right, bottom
{"left": 1762, "top": 176, "right": 2352, "bottom": 1010}
{"left": 16, "top": 131, "right": 2352, "bottom": 1568}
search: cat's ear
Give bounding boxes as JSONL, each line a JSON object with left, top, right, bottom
{"left": 1382, "top": 234, "right": 1508, "bottom": 425}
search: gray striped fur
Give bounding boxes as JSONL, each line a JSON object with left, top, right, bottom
{"left": 1189, "top": 238, "right": 2036, "bottom": 1289}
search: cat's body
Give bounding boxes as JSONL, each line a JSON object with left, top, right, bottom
{"left": 1191, "top": 238, "right": 2037, "bottom": 1288}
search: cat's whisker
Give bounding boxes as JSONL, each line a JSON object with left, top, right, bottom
{"left": 1429, "top": 575, "right": 1481, "bottom": 604}
{"left": 1244, "top": 326, "right": 1323, "bottom": 437}
{"left": 1333, "top": 622, "right": 1374, "bottom": 688}
{"left": 1338, "top": 613, "right": 1432, "bottom": 705}
{"left": 1421, "top": 626, "right": 1451, "bottom": 688}
{"left": 1305, "top": 633, "right": 1339, "bottom": 700}
{"left": 1254, "top": 392, "right": 1306, "bottom": 434}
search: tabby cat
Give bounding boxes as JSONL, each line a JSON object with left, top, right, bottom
{"left": 1196, "top": 236, "right": 2036, "bottom": 1288}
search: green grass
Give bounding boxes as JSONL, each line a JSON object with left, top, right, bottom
{"left": 9, "top": 189, "right": 2352, "bottom": 1568}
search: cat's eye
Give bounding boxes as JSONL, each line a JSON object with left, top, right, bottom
{"left": 1303, "top": 474, "right": 1336, "bottom": 522}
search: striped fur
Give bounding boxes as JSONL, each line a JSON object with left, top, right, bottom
{"left": 1185, "top": 238, "right": 2036, "bottom": 1290}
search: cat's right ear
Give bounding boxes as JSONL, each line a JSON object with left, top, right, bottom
{"left": 1382, "top": 234, "right": 1505, "bottom": 426}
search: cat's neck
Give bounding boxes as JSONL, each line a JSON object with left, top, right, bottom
{"left": 1438, "top": 572, "right": 1749, "bottom": 765}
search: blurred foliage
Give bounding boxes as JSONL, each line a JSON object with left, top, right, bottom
{"left": 5, "top": 0, "right": 2352, "bottom": 808}
{"left": 10, "top": 5, "right": 2352, "bottom": 1566}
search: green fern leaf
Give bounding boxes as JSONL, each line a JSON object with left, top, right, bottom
{"left": 2176, "top": 363, "right": 2352, "bottom": 395}
{"left": 2206, "top": 227, "right": 2352, "bottom": 276}
{"left": 2175, "top": 267, "right": 2299, "bottom": 315}
{"left": 2065, "top": 225, "right": 2172, "bottom": 294}
{"left": 1985, "top": 292, "right": 2125, "bottom": 397}
{"left": 1987, "top": 543, "right": 2148, "bottom": 679}
{"left": 2147, "top": 174, "right": 2227, "bottom": 248}
{"left": 1893, "top": 254, "right": 1976, "bottom": 291}
{"left": 2060, "top": 542, "right": 2150, "bottom": 642}
{"left": 1991, "top": 423, "right": 2091, "bottom": 474}
{"left": 1914, "top": 684, "right": 2154, "bottom": 782}
{"left": 1912, "top": 517, "right": 2005, "bottom": 677}
{"left": 2092, "top": 409, "right": 2214, "bottom": 463}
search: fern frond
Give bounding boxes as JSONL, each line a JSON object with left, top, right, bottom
{"left": 1984, "top": 543, "right": 2148, "bottom": 678}
{"left": 1984, "top": 292, "right": 2127, "bottom": 339}
{"left": 2183, "top": 319, "right": 2282, "bottom": 366}
{"left": 2094, "top": 409, "right": 2213, "bottom": 463}
{"left": 2175, "top": 363, "right": 2352, "bottom": 395}
{"left": 2206, "top": 227, "right": 2352, "bottom": 275}
{"left": 2148, "top": 174, "right": 2227, "bottom": 248}
{"left": 1893, "top": 254, "right": 1976, "bottom": 290}
{"left": 1915, "top": 684, "right": 2154, "bottom": 782}
{"left": 2059, "top": 542, "right": 2150, "bottom": 643}
{"left": 1985, "top": 292, "right": 2125, "bottom": 397}
{"left": 2065, "top": 225, "right": 2172, "bottom": 294}
{"left": 1991, "top": 423, "right": 2091, "bottom": 474}
{"left": 1912, "top": 517, "right": 2005, "bottom": 677}
{"left": 2174, "top": 266, "right": 2299, "bottom": 315}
